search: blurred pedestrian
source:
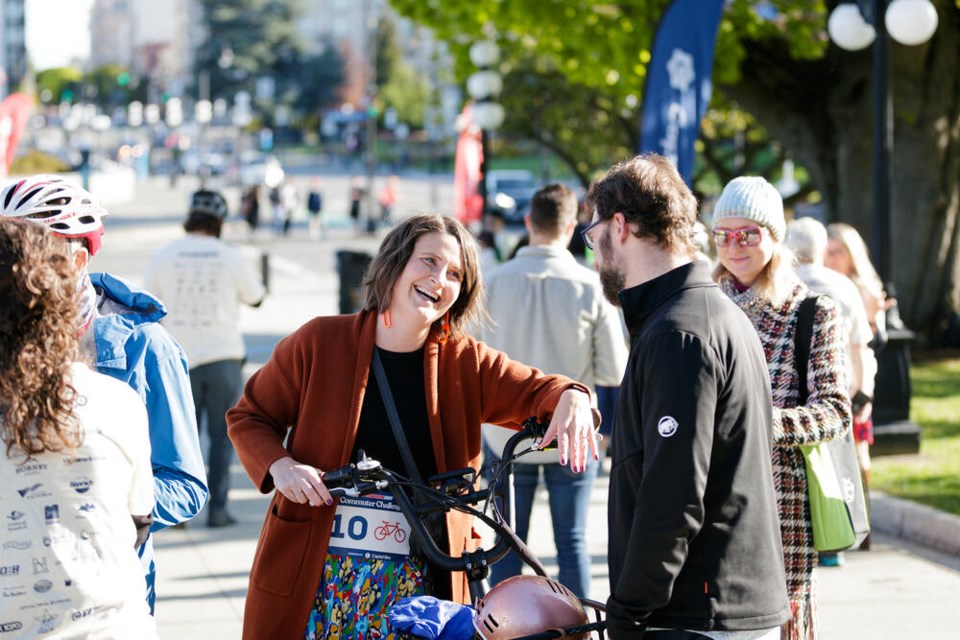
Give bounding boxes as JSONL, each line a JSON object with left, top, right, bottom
{"left": 0, "top": 175, "right": 208, "bottom": 613}
{"left": 825, "top": 222, "right": 895, "bottom": 346}
{"left": 349, "top": 176, "right": 365, "bottom": 235}
{"left": 281, "top": 181, "right": 299, "bottom": 236}
{"left": 306, "top": 178, "right": 324, "bottom": 240}
{"left": 378, "top": 174, "right": 400, "bottom": 226}
{"left": 712, "top": 176, "right": 852, "bottom": 639}
{"left": 269, "top": 185, "right": 284, "bottom": 235}
{"left": 787, "top": 217, "right": 876, "bottom": 565}
{"left": 241, "top": 184, "right": 261, "bottom": 235}
{"left": 145, "top": 190, "right": 266, "bottom": 528}
{"left": 226, "top": 213, "right": 599, "bottom": 639}
{"left": 587, "top": 156, "right": 790, "bottom": 639}
{"left": 825, "top": 221, "right": 893, "bottom": 546}
{"left": 478, "top": 184, "right": 628, "bottom": 598}
{"left": 0, "top": 219, "right": 158, "bottom": 638}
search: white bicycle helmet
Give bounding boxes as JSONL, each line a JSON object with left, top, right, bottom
{"left": 474, "top": 575, "right": 589, "bottom": 640}
{"left": 0, "top": 175, "right": 108, "bottom": 256}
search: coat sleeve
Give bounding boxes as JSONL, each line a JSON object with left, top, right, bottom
{"left": 140, "top": 327, "right": 209, "bottom": 530}
{"left": 470, "top": 339, "right": 590, "bottom": 428}
{"left": 774, "top": 298, "right": 852, "bottom": 446}
{"left": 226, "top": 331, "right": 305, "bottom": 492}
{"left": 605, "top": 331, "right": 717, "bottom": 637}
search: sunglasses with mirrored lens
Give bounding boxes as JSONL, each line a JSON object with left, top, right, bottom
{"left": 712, "top": 226, "right": 763, "bottom": 248}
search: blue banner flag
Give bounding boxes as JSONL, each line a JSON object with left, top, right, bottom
{"left": 638, "top": 0, "right": 726, "bottom": 185}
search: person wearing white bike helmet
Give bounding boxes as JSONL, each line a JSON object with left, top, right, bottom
{"left": 145, "top": 189, "right": 266, "bottom": 528}
{"left": 0, "top": 174, "right": 209, "bottom": 614}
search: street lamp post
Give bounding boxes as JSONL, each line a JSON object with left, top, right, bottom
{"left": 467, "top": 40, "right": 505, "bottom": 217}
{"left": 828, "top": 0, "right": 939, "bottom": 455}
{"left": 827, "top": 0, "right": 939, "bottom": 283}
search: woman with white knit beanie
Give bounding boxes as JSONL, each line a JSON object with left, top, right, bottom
{"left": 711, "top": 176, "right": 852, "bottom": 640}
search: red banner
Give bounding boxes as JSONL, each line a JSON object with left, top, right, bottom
{"left": 452, "top": 103, "right": 484, "bottom": 224}
{"left": 0, "top": 93, "right": 33, "bottom": 177}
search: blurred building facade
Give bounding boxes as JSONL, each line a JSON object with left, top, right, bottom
{"left": 91, "top": 0, "right": 204, "bottom": 102}
{"left": 1, "top": 0, "right": 27, "bottom": 95}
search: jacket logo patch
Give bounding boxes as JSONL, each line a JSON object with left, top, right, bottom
{"left": 658, "top": 416, "right": 679, "bottom": 438}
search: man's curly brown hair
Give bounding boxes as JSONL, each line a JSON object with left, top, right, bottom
{"left": 0, "top": 219, "right": 82, "bottom": 458}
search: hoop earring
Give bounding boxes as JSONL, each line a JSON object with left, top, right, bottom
{"left": 381, "top": 309, "right": 392, "bottom": 328}
{"left": 437, "top": 311, "right": 451, "bottom": 344}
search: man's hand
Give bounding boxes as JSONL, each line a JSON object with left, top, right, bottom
{"left": 537, "top": 388, "right": 599, "bottom": 473}
{"left": 269, "top": 456, "right": 334, "bottom": 507}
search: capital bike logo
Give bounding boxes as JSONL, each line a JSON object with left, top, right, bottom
{"left": 70, "top": 477, "right": 93, "bottom": 494}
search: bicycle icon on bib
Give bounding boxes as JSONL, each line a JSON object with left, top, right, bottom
{"left": 373, "top": 520, "right": 407, "bottom": 543}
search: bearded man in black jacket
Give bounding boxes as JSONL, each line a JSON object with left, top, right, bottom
{"left": 583, "top": 154, "right": 790, "bottom": 640}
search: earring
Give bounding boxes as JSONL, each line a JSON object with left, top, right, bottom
{"left": 381, "top": 309, "right": 392, "bottom": 328}
{"left": 437, "top": 311, "right": 451, "bottom": 344}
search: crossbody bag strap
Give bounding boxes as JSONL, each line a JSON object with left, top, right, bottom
{"left": 371, "top": 348, "right": 423, "bottom": 483}
{"left": 794, "top": 295, "right": 819, "bottom": 406}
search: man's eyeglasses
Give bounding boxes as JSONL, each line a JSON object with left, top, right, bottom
{"left": 712, "top": 225, "right": 764, "bottom": 248}
{"left": 581, "top": 218, "right": 606, "bottom": 251}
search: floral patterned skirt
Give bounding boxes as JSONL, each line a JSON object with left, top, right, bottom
{"left": 303, "top": 553, "right": 431, "bottom": 640}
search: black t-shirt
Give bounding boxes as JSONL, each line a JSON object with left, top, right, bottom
{"left": 352, "top": 347, "right": 437, "bottom": 480}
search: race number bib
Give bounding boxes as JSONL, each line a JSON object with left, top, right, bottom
{"left": 327, "top": 492, "right": 411, "bottom": 562}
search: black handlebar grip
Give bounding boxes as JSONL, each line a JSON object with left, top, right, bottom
{"left": 322, "top": 464, "right": 355, "bottom": 489}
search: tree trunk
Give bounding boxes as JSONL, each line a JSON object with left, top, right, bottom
{"left": 721, "top": 2, "right": 960, "bottom": 338}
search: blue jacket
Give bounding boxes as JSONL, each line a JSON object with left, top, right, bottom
{"left": 89, "top": 272, "right": 208, "bottom": 612}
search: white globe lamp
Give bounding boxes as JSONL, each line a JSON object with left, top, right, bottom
{"left": 885, "top": 0, "right": 939, "bottom": 46}
{"left": 828, "top": 4, "right": 876, "bottom": 51}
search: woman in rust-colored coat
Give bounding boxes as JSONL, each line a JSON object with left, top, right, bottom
{"left": 227, "top": 214, "right": 598, "bottom": 639}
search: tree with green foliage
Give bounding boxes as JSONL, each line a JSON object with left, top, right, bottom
{"left": 374, "top": 15, "right": 434, "bottom": 130}
{"left": 35, "top": 67, "right": 83, "bottom": 104}
{"left": 196, "top": 0, "right": 305, "bottom": 106}
{"left": 390, "top": 0, "right": 960, "bottom": 337}
{"left": 294, "top": 40, "right": 347, "bottom": 123}
{"left": 86, "top": 64, "right": 136, "bottom": 110}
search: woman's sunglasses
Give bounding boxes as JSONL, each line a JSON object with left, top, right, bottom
{"left": 712, "top": 225, "right": 764, "bottom": 248}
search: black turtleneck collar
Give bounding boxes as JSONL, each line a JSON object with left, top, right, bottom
{"left": 618, "top": 260, "right": 716, "bottom": 336}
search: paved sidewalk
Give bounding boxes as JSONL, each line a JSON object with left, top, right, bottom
{"left": 95, "top": 175, "right": 960, "bottom": 639}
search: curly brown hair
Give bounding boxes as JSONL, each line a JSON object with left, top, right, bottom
{"left": 584, "top": 153, "right": 699, "bottom": 257}
{"left": 0, "top": 219, "right": 82, "bottom": 459}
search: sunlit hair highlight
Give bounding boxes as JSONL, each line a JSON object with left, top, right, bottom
{"left": 826, "top": 222, "right": 884, "bottom": 295}
{"left": 361, "top": 214, "right": 486, "bottom": 336}
{"left": 0, "top": 219, "right": 82, "bottom": 459}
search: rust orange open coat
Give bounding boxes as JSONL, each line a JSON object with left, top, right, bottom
{"left": 226, "top": 311, "right": 586, "bottom": 639}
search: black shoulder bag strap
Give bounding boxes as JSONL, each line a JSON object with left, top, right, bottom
{"left": 794, "top": 295, "right": 819, "bottom": 405}
{"left": 371, "top": 348, "right": 423, "bottom": 483}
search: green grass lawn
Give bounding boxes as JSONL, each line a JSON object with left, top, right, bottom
{"left": 872, "top": 354, "right": 960, "bottom": 516}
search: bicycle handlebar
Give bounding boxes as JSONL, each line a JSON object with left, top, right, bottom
{"left": 320, "top": 417, "right": 550, "bottom": 579}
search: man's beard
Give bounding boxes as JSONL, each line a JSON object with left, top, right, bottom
{"left": 599, "top": 266, "right": 625, "bottom": 306}
{"left": 597, "top": 228, "right": 625, "bottom": 306}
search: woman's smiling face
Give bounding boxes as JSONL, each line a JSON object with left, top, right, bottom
{"left": 390, "top": 231, "right": 463, "bottom": 327}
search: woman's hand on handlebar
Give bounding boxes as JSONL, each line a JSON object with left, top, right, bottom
{"left": 268, "top": 456, "right": 334, "bottom": 507}
{"left": 537, "top": 388, "right": 599, "bottom": 473}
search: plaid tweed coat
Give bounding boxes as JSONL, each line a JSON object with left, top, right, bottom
{"left": 721, "top": 277, "right": 852, "bottom": 640}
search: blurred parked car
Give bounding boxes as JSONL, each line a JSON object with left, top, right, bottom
{"left": 181, "top": 149, "right": 227, "bottom": 177}
{"left": 486, "top": 169, "right": 538, "bottom": 224}
{"left": 228, "top": 152, "right": 284, "bottom": 187}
